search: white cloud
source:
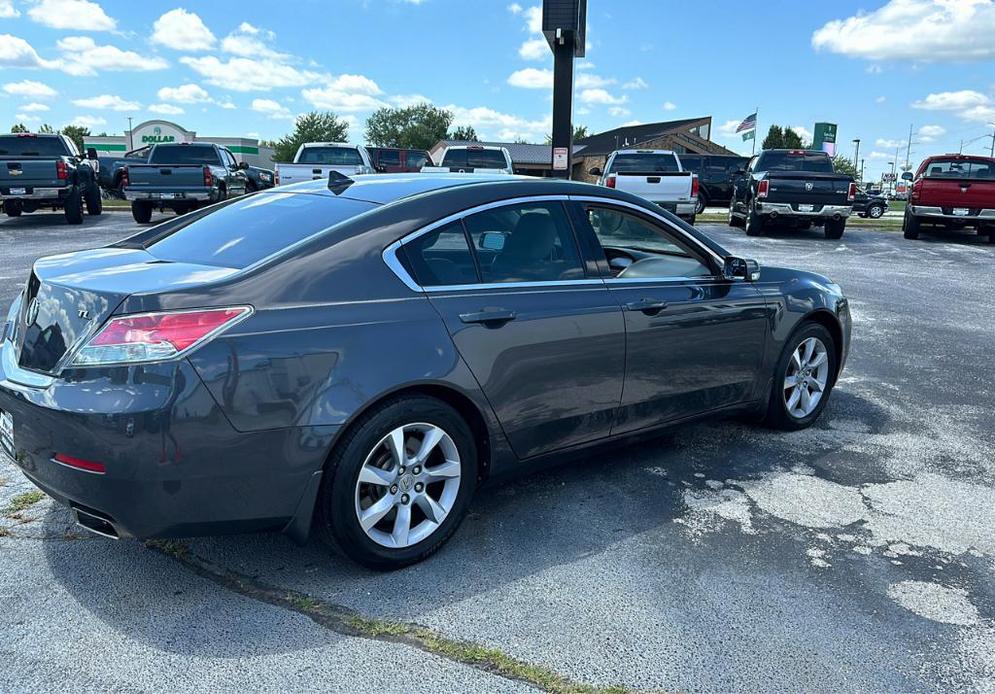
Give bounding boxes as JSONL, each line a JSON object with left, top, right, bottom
{"left": 662, "top": 101, "right": 676, "bottom": 111}
{"left": 876, "top": 138, "right": 904, "bottom": 149}
{"left": 19, "top": 102, "right": 50, "bottom": 112}
{"left": 608, "top": 106, "right": 630, "bottom": 117}
{"left": 507, "top": 2, "right": 522, "bottom": 14}
{"left": 217, "top": 99, "right": 236, "bottom": 110}
{"left": 72, "top": 94, "right": 140, "bottom": 111}
{"left": 717, "top": 119, "right": 741, "bottom": 137}
{"left": 576, "top": 61, "right": 595, "bottom": 70}
{"left": 0, "top": 1, "right": 19, "bottom": 18}
{"left": 251, "top": 97, "right": 293, "bottom": 119}
{"left": 151, "top": 9, "right": 216, "bottom": 51}
{"left": 912, "top": 90, "right": 989, "bottom": 111}
{"left": 388, "top": 93, "right": 433, "bottom": 107}
{"left": 2, "top": 79, "right": 57, "bottom": 98}
{"left": 579, "top": 88, "right": 626, "bottom": 105}
{"left": 446, "top": 104, "right": 549, "bottom": 141}
{"left": 157, "top": 83, "right": 210, "bottom": 103}
{"left": 71, "top": 115, "right": 107, "bottom": 128}
{"left": 221, "top": 23, "right": 288, "bottom": 60}
{"left": 511, "top": 4, "right": 547, "bottom": 61}
{"left": 301, "top": 87, "right": 386, "bottom": 112}
{"left": 575, "top": 73, "right": 614, "bottom": 88}
{"left": 960, "top": 105, "right": 995, "bottom": 122}
{"left": 518, "top": 38, "right": 547, "bottom": 60}
{"left": 868, "top": 151, "right": 893, "bottom": 160}
{"left": 876, "top": 96, "right": 887, "bottom": 103}
{"left": 623, "top": 77, "right": 648, "bottom": 90}
{"left": 27, "top": 0, "right": 115, "bottom": 31}
{"left": 792, "top": 125, "right": 813, "bottom": 146}
{"left": 621, "top": 119, "right": 643, "bottom": 127}
{"left": 180, "top": 55, "right": 322, "bottom": 91}
{"left": 55, "top": 36, "right": 168, "bottom": 75}
{"left": 918, "top": 124, "right": 946, "bottom": 141}
{"left": 148, "top": 103, "right": 184, "bottom": 115}
{"left": 508, "top": 67, "right": 551, "bottom": 89}
{"left": 15, "top": 113, "right": 40, "bottom": 123}
{"left": 522, "top": 5, "right": 541, "bottom": 32}
{"left": 812, "top": 0, "right": 995, "bottom": 61}
{"left": 0, "top": 33, "right": 59, "bottom": 69}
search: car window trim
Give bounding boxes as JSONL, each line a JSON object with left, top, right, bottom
{"left": 383, "top": 194, "right": 606, "bottom": 293}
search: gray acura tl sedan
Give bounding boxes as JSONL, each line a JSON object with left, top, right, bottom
{"left": 0, "top": 174, "right": 850, "bottom": 569}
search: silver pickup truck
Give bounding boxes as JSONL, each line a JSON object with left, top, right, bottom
{"left": 275, "top": 143, "right": 374, "bottom": 186}
{"left": 590, "top": 149, "right": 699, "bottom": 224}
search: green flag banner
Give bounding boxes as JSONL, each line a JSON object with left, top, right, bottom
{"left": 742, "top": 130, "right": 755, "bottom": 141}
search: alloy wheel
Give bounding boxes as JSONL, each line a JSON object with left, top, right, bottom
{"left": 783, "top": 337, "right": 830, "bottom": 419}
{"left": 354, "top": 422, "right": 461, "bottom": 549}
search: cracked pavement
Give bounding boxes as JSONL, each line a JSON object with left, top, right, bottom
{"left": 2, "top": 211, "right": 994, "bottom": 692}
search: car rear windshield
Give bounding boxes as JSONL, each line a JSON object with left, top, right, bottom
{"left": 297, "top": 147, "right": 364, "bottom": 165}
{"left": 923, "top": 159, "right": 995, "bottom": 180}
{"left": 149, "top": 145, "right": 219, "bottom": 166}
{"left": 145, "top": 192, "right": 377, "bottom": 269}
{"left": 757, "top": 151, "right": 834, "bottom": 173}
{"left": 609, "top": 153, "right": 680, "bottom": 173}
{"left": 0, "top": 136, "right": 70, "bottom": 157}
{"left": 441, "top": 149, "right": 508, "bottom": 169}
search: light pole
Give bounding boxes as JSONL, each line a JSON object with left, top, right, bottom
{"left": 852, "top": 138, "right": 860, "bottom": 174}
{"left": 860, "top": 158, "right": 865, "bottom": 185}
{"left": 888, "top": 161, "right": 895, "bottom": 195}
{"left": 989, "top": 122, "right": 995, "bottom": 158}
{"left": 127, "top": 116, "right": 133, "bottom": 151}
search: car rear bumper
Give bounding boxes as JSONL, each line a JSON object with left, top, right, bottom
{"left": 0, "top": 343, "right": 336, "bottom": 541}
{"left": 756, "top": 202, "right": 852, "bottom": 219}
{"left": 649, "top": 200, "right": 696, "bottom": 216}
{"left": 124, "top": 190, "right": 213, "bottom": 202}
{"left": 1, "top": 186, "right": 71, "bottom": 201}
{"left": 909, "top": 205, "right": 995, "bottom": 222}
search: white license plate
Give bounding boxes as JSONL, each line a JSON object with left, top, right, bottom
{"left": 798, "top": 204, "right": 814, "bottom": 212}
{"left": 0, "top": 410, "right": 13, "bottom": 459}
{"left": 9, "top": 187, "right": 26, "bottom": 195}
{"left": 952, "top": 207, "right": 969, "bottom": 216}
{"left": 159, "top": 193, "right": 175, "bottom": 200}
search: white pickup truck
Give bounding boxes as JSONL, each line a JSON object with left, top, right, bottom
{"left": 275, "top": 143, "right": 375, "bottom": 186}
{"left": 423, "top": 145, "right": 514, "bottom": 174}
{"left": 590, "top": 149, "right": 699, "bottom": 223}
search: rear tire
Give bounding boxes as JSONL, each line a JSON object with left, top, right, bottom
{"left": 867, "top": 204, "right": 884, "bottom": 219}
{"left": 695, "top": 194, "right": 708, "bottom": 215}
{"left": 745, "top": 207, "right": 764, "bottom": 236}
{"left": 824, "top": 219, "right": 845, "bottom": 239}
{"left": 64, "top": 189, "right": 83, "bottom": 224}
{"left": 903, "top": 209, "right": 920, "bottom": 240}
{"left": 4, "top": 200, "right": 22, "bottom": 217}
{"left": 131, "top": 201, "right": 153, "bottom": 224}
{"left": 764, "top": 322, "right": 838, "bottom": 431}
{"left": 84, "top": 184, "right": 102, "bottom": 216}
{"left": 315, "top": 395, "right": 478, "bottom": 570}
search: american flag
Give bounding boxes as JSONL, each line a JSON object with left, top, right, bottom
{"left": 735, "top": 112, "right": 757, "bottom": 133}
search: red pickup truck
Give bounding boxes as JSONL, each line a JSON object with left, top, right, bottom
{"left": 904, "top": 154, "right": 995, "bottom": 242}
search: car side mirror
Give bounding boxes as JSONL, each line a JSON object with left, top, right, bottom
{"left": 588, "top": 167, "right": 602, "bottom": 176}
{"left": 86, "top": 147, "right": 98, "bottom": 160}
{"left": 237, "top": 161, "right": 249, "bottom": 170}
{"left": 374, "top": 164, "right": 387, "bottom": 173}
{"left": 724, "top": 256, "right": 760, "bottom": 281}
{"left": 479, "top": 231, "right": 506, "bottom": 251}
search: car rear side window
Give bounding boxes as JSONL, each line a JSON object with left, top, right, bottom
{"left": 146, "top": 192, "right": 376, "bottom": 269}
{"left": 407, "top": 151, "right": 429, "bottom": 168}
{"left": 298, "top": 147, "right": 363, "bottom": 165}
{"left": 463, "top": 202, "right": 585, "bottom": 283}
{"left": 0, "top": 136, "right": 70, "bottom": 157}
{"left": 400, "top": 221, "right": 477, "bottom": 287}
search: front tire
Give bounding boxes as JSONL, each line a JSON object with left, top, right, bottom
{"left": 131, "top": 201, "right": 153, "bottom": 224}
{"left": 764, "top": 322, "right": 838, "bottom": 431}
{"left": 745, "top": 206, "right": 764, "bottom": 236}
{"left": 867, "top": 204, "right": 884, "bottom": 219}
{"left": 316, "top": 396, "right": 478, "bottom": 570}
{"left": 84, "top": 184, "right": 102, "bottom": 216}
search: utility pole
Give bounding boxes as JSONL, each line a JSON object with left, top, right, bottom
{"left": 889, "top": 161, "right": 895, "bottom": 195}
{"left": 852, "top": 138, "right": 860, "bottom": 169}
{"left": 860, "top": 158, "right": 865, "bottom": 184}
{"left": 127, "top": 116, "right": 133, "bottom": 151}
{"left": 989, "top": 122, "right": 995, "bottom": 158}
{"left": 905, "top": 123, "right": 913, "bottom": 171}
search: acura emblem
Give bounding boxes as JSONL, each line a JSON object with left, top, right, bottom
{"left": 804, "top": 182, "right": 814, "bottom": 191}
{"left": 25, "top": 298, "right": 39, "bottom": 325}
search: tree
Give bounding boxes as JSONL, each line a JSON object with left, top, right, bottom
{"left": 449, "top": 124, "right": 478, "bottom": 142}
{"left": 544, "top": 125, "right": 589, "bottom": 144}
{"left": 365, "top": 104, "right": 453, "bottom": 150}
{"left": 38, "top": 123, "right": 54, "bottom": 134}
{"left": 272, "top": 111, "right": 350, "bottom": 162}
{"left": 10, "top": 123, "right": 28, "bottom": 133}
{"left": 762, "top": 124, "right": 804, "bottom": 150}
{"left": 60, "top": 125, "right": 90, "bottom": 153}
{"left": 832, "top": 155, "right": 859, "bottom": 179}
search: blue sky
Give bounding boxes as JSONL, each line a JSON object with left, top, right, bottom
{"left": 2, "top": 0, "right": 994, "bottom": 180}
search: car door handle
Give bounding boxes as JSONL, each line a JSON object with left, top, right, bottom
{"left": 459, "top": 308, "right": 517, "bottom": 325}
{"left": 623, "top": 298, "right": 669, "bottom": 315}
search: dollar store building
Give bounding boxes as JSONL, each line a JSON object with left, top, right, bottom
{"left": 83, "top": 119, "right": 275, "bottom": 168}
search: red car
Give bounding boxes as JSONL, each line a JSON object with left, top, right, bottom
{"left": 904, "top": 154, "right": 995, "bottom": 242}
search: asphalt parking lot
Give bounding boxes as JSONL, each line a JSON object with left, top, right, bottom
{"left": 2, "top": 210, "right": 994, "bottom": 693}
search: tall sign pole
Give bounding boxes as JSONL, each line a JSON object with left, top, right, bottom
{"left": 543, "top": 0, "right": 587, "bottom": 179}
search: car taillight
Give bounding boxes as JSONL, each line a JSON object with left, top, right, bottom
{"left": 691, "top": 174, "right": 699, "bottom": 198}
{"left": 757, "top": 179, "right": 769, "bottom": 199}
{"left": 275, "top": 169, "right": 280, "bottom": 185}
{"left": 71, "top": 307, "right": 252, "bottom": 366}
{"left": 203, "top": 166, "right": 213, "bottom": 187}
{"left": 53, "top": 453, "right": 106, "bottom": 474}
{"left": 56, "top": 159, "right": 68, "bottom": 180}
{"left": 120, "top": 166, "right": 129, "bottom": 188}
{"left": 606, "top": 174, "right": 616, "bottom": 189}
{"left": 847, "top": 182, "right": 857, "bottom": 202}
{"left": 911, "top": 179, "right": 922, "bottom": 202}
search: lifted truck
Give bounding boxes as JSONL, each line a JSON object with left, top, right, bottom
{"left": 122, "top": 142, "right": 248, "bottom": 223}
{"left": 0, "top": 133, "right": 102, "bottom": 224}
{"left": 903, "top": 154, "right": 995, "bottom": 243}
{"left": 729, "top": 149, "right": 856, "bottom": 239}
{"left": 589, "top": 150, "right": 699, "bottom": 224}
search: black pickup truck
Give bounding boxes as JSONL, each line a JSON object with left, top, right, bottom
{"left": 0, "top": 133, "right": 102, "bottom": 224}
{"left": 729, "top": 149, "right": 856, "bottom": 239}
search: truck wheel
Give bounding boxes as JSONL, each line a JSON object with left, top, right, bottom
{"left": 84, "top": 184, "right": 102, "bottom": 216}
{"left": 695, "top": 194, "right": 708, "bottom": 215}
{"left": 728, "top": 205, "right": 745, "bottom": 228}
{"left": 4, "top": 200, "right": 22, "bottom": 217}
{"left": 64, "top": 189, "right": 84, "bottom": 225}
{"left": 903, "top": 210, "right": 920, "bottom": 240}
{"left": 745, "top": 208, "right": 765, "bottom": 236}
{"left": 824, "top": 219, "right": 846, "bottom": 239}
{"left": 867, "top": 204, "right": 884, "bottom": 219}
{"left": 131, "top": 201, "right": 153, "bottom": 224}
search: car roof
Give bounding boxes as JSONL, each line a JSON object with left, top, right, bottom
{"left": 273, "top": 172, "right": 585, "bottom": 205}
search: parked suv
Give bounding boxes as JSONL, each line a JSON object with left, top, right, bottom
{"left": 0, "top": 133, "right": 102, "bottom": 224}
{"left": 679, "top": 154, "right": 750, "bottom": 213}
{"left": 903, "top": 154, "right": 995, "bottom": 242}
{"left": 368, "top": 147, "right": 432, "bottom": 173}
